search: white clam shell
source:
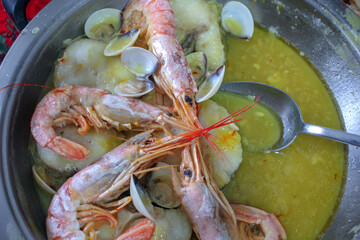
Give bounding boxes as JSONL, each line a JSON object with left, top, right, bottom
{"left": 186, "top": 52, "right": 208, "bottom": 86}
{"left": 85, "top": 8, "right": 122, "bottom": 41}
{"left": 121, "top": 47, "right": 159, "bottom": 77}
{"left": 221, "top": 1, "right": 254, "bottom": 39}
{"left": 104, "top": 29, "right": 140, "bottom": 56}
{"left": 114, "top": 78, "right": 154, "bottom": 97}
{"left": 147, "top": 162, "right": 180, "bottom": 208}
{"left": 196, "top": 65, "right": 225, "bottom": 103}
{"left": 130, "top": 175, "right": 155, "bottom": 221}
{"left": 32, "top": 165, "right": 56, "bottom": 195}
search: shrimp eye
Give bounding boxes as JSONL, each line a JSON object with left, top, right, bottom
{"left": 167, "top": 112, "right": 173, "bottom": 117}
{"left": 185, "top": 95, "right": 193, "bottom": 106}
{"left": 184, "top": 169, "right": 192, "bottom": 177}
{"left": 244, "top": 224, "right": 263, "bottom": 236}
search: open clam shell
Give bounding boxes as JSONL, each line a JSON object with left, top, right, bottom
{"left": 130, "top": 175, "right": 155, "bottom": 221}
{"left": 147, "top": 163, "right": 180, "bottom": 209}
{"left": 221, "top": 1, "right": 254, "bottom": 39}
{"left": 114, "top": 78, "right": 154, "bottom": 97}
{"left": 85, "top": 8, "right": 122, "bottom": 41}
{"left": 104, "top": 29, "right": 140, "bottom": 56}
{"left": 32, "top": 165, "right": 56, "bottom": 195}
{"left": 186, "top": 52, "right": 208, "bottom": 86}
{"left": 121, "top": 47, "right": 159, "bottom": 77}
{"left": 196, "top": 65, "right": 225, "bottom": 103}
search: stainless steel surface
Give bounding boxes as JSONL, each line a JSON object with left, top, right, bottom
{"left": 221, "top": 81, "right": 360, "bottom": 151}
{"left": 0, "top": 0, "right": 359, "bottom": 239}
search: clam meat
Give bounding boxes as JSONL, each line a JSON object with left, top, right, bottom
{"left": 147, "top": 163, "right": 180, "bottom": 208}
{"left": 85, "top": 8, "right": 122, "bottom": 41}
{"left": 104, "top": 29, "right": 140, "bottom": 56}
{"left": 221, "top": 1, "right": 254, "bottom": 39}
{"left": 114, "top": 78, "right": 154, "bottom": 97}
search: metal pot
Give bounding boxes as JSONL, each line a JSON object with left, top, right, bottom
{"left": 0, "top": 0, "right": 359, "bottom": 239}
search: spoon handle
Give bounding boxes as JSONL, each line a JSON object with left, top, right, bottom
{"left": 302, "top": 123, "right": 360, "bottom": 147}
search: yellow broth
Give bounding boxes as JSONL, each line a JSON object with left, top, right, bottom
{"left": 218, "top": 27, "right": 344, "bottom": 239}
{"left": 211, "top": 92, "right": 282, "bottom": 152}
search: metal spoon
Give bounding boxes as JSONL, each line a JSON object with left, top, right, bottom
{"left": 220, "top": 81, "right": 360, "bottom": 152}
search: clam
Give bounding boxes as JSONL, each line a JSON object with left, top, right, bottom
{"left": 147, "top": 163, "right": 180, "bottom": 208}
{"left": 32, "top": 165, "right": 56, "bottom": 195}
{"left": 121, "top": 47, "right": 159, "bottom": 77}
{"left": 85, "top": 8, "right": 122, "bottom": 41}
{"left": 186, "top": 52, "right": 207, "bottom": 86}
{"left": 114, "top": 78, "right": 154, "bottom": 97}
{"left": 196, "top": 65, "right": 225, "bottom": 103}
{"left": 130, "top": 175, "right": 155, "bottom": 221}
{"left": 104, "top": 29, "right": 140, "bottom": 56}
{"left": 221, "top": 1, "right": 254, "bottom": 39}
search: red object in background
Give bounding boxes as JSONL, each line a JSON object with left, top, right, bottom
{"left": 26, "top": 0, "right": 52, "bottom": 21}
{"left": 0, "top": 0, "right": 51, "bottom": 64}
{"left": 0, "top": 1, "right": 19, "bottom": 62}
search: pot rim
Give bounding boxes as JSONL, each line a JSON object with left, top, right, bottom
{"left": 0, "top": 0, "right": 90, "bottom": 238}
{"left": 0, "top": 0, "right": 359, "bottom": 239}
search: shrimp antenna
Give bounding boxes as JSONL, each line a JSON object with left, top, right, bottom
{"left": 178, "top": 96, "right": 259, "bottom": 143}
{"left": 177, "top": 96, "right": 260, "bottom": 172}
{"left": 204, "top": 96, "right": 259, "bottom": 171}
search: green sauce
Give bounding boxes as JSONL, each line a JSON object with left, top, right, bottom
{"left": 212, "top": 91, "right": 282, "bottom": 152}
{"left": 219, "top": 27, "right": 344, "bottom": 240}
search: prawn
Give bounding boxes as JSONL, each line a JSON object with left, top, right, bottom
{"left": 46, "top": 131, "right": 191, "bottom": 239}
{"left": 122, "top": 1, "right": 240, "bottom": 238}
{"left": 121, "top": 0, "right": 243, "bottom": 238}
{"left": 172, "top": 145, "right": 238, "bottom": 239}
{"left": 167, "top": 147, "right": 287, "bottom": 240}
{"left": 31, "top": 85, "right": 190, "bottom": 160}
{"left": 122, "top": 0, "right": 200, "bottom": 128}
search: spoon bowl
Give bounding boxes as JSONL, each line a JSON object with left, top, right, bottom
{"left": 220, "top": 81, "right": 360, "bottom": 151}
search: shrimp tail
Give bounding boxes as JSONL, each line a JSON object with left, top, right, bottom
{"left": 47, "top": 136, "right": 90, "bottom": 160}
{"left": 116, "top": 219, "right": 155, "bottom": 240}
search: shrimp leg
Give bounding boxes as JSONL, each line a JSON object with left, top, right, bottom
{"left": 116, "top": 219, "right": 155, "bottom": 240}
{"left": 31, "top": 85, "right": 188, "bottom": 160}
{"left": 46, "top": 132, "right": 152, "bottom": 239}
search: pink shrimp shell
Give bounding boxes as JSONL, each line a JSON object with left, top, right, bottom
{"left": 122, "top": 0, "right": 197, "bottom": 100}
